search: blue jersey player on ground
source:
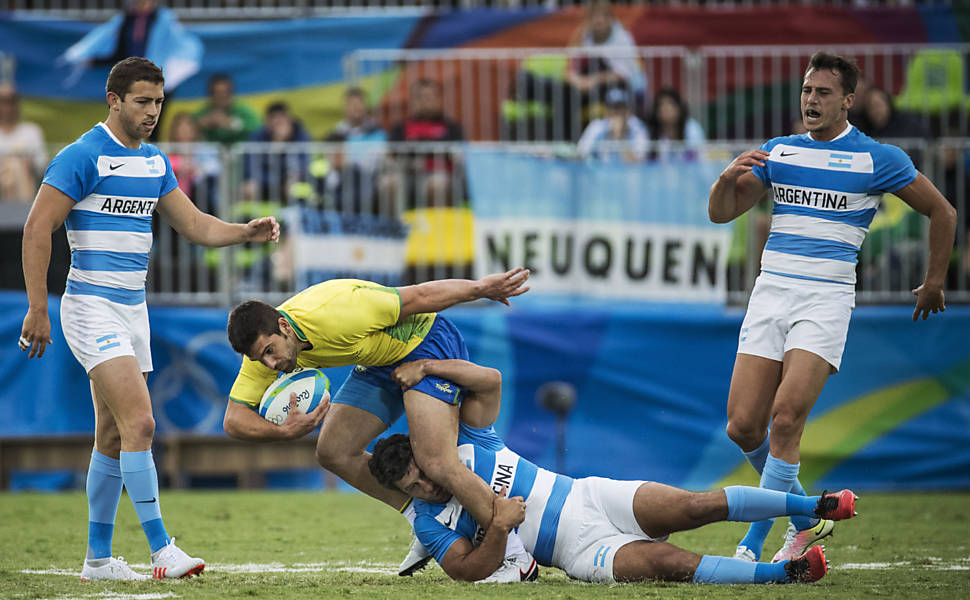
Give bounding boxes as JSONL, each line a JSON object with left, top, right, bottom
{"left": 19, "top": 57, "right": 280, "bottom": 581}
{"left": 708, "top": 52, "right": 956, "bottom": 564}
{"left": 369, "top": 358, "right": 858, "bottom": 584}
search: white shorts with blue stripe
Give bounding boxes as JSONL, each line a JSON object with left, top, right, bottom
{"left": 60, "top": 292, "right": 152, "bottom": 373}
{"left": 552, "top": 477, "right": 664, "bottom": 583}
{"left": 738, "top": 271, "right": 855, "bottom": 372}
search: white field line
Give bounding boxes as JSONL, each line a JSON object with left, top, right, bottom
{"left": 22, "top": 561, "right": 399, "bottom": 578}
{"left": 837, "top": 556, "right": 970, "bottom": 570}
{"left": 42, "top": 593, "right": 179, "bottom": 600}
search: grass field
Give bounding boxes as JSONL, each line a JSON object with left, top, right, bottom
{"left": 1, "top": 490, "right": 968, "bottom": 600}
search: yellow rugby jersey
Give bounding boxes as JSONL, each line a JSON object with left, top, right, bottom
{"left": 229, "top": 279, "right": 436, "bottom": 408}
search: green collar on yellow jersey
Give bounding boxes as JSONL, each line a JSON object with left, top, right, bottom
{"left": 279, "top": 310, "right": 309, "bottom": 344}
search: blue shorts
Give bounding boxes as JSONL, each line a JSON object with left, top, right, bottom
{"left": 331, "top": 316, "right": 470, "bottom": 426}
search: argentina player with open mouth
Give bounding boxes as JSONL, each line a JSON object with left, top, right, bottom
{"left": 708, "top": 52, "right": 955, "bottom": 564}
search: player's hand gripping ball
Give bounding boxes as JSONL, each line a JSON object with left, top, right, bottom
{"left": 258, "top": 368, "right": 330, "bottom": 425}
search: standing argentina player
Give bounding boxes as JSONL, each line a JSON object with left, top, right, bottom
{"left": 19, "top": 58, "right": 280, "bottom": 581}
{"left": 708, "top": 52, "right": 956, "bottom": 563}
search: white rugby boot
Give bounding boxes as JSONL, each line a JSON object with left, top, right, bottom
{"left": 398, "top": 534, "right": 431, "bottom": 576}
{"left": 771, "top": 519, "right": 835, "bottom": 563}
{"left": 476, "top": 552, "right": 539, "bottom": 583}
{"left": 733, "top": 545, "right": 757, "bottom": 562}
{"left": 80, "top": 556, "right": 148, "bottom": 581}
{"left": 150, "top": 537, "right": 205, "bottom": 579}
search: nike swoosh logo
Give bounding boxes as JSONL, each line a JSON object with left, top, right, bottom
{"left": 109, "top": 162, "right": 125, "bottom": 170}
{"left": 443, "top": 515, "right": 454, "bottom": 528}
{"left": 779, "top": 152, "right": 797, "bottom": 157}
{"left": 136, "top": 497, "right": 157, "bottom": 503}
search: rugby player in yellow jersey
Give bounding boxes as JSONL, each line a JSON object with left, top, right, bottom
{"left": 223, "top": 270, "right": 529, "bottom": 571}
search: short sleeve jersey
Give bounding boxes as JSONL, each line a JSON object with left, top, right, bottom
{"left": 228, "top": 279, "right": 436, "bottom": 408}
{"left": 750, "top": 124, "right": 917, "bottom": 285}
{"left": 413, "top": 424, "right": 574, "bottom": 568}
{"left": 42, "top": 122, "right": 178, "bottom": 305}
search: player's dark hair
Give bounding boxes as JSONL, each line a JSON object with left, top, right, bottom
{"left": 805, "top": 52, "right": 860, "bottom": 96}
{"left": 106, "top": 57, "right": 164, "bottom": 98}
{"left": 227, "top": 300, "right": 283, "bottom": 355}
{"left": 368, "top": 434, "right": 413, "bottom": 491}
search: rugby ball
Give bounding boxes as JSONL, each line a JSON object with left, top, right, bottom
{"left": 258, "top": 368, "right": 330, "bottom": 425}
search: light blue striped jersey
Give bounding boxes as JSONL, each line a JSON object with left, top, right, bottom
{"left": 412, "top": 424, "right": 573, "bottom": 568}
{"left": 42, "top": 123, "right": 178, "bottom": 305}
{"left": 751, "top": 124, "right": 917, "bottom": 285}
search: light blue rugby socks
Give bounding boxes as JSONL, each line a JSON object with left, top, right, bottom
{"left": 743, "top": 437, "right": 817, "bottom": 526}
{"left": 692, "top": 555, "right": 791, "bottom": 584}
{"left": 86, "top": 449, "right": 124, "bottom": 561}
{"left": 120, "top": 450, "right": 170, "bottom": 553}
{"left": 738, "top": 440, "right": 818, "bottom": 559}
{"left": 724, "top": 486, "right": 819, "bottom": 522}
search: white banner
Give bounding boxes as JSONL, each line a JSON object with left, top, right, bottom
{"left": 475, "top": 218, "right": 730, "bottom": 302}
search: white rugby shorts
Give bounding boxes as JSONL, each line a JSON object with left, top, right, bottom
{"left": 60, "top": 293, "right": 152, "bottom": 373}
{"left": 737, "top": 271, "right": 855, "bottom": 372}
{"left": 552, "top": 477, "right": 664, "bottom": 583}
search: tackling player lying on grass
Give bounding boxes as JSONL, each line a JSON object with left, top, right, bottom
{"left": 370, "top": 358, "right": 858, "bottom": 584}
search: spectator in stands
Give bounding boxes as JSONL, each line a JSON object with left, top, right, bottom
{"left": 857, "top": 86, "right": 928, "bottom": 141}
{"left": 566, "top": 1, "right": 646, "bottom": 109}
{"left": 166, "top": 112, "right": 220, "bottom": 210}
{"left": 318, "top": 87, "right": 388, "bottom": 213}
{"left": 384, "top": 78, "right": 465, "bottom": 210}
{"left": 0, "top": 82, "right": 46, "bottom": 204}
{"left": 577, "top": 87, "right": 648, "bottom": 163}
{"left": 645, "top": 87, "right": 706, "bottom": 161}
{"left": 194, "top": 74, "right": 261, "bottom": 145}
{"left": 243, "top": 102, "right": 311, "bottom": 204}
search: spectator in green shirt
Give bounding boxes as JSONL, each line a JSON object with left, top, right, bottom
{"left": 193, "top": 73, "right": 261, "bottom": 145}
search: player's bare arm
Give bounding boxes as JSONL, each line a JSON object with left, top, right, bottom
{"left": 223, "top": 392, "right": 330, "bottom": 441}
{"left": 156, "top": 186, "right": 280, "bottom": 247}
{"left": 392, "top": 359, "right": 502, "bottom": 428}
{"left": 708, "top": 150, "right": 768, "bottom": 224}
{"left": 438, "top": 487, "right": 526, "bottom": 582}
{"left": 893, "top": 173, "right": 957, "bottom": 321}
{"left": 397, "top": 267, "right": 530, "bottom": 319}
{"left": 20, "top": 183, "right": 75, "bottom": 358}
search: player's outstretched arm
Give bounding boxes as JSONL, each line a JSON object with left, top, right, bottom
{"left": 223, "top": 392, "right": 329, "bottom": 441}
{"left": 894, "top": 173, "right": 957, "bottom": 321}
{"left": 20, "top": 184, "right": 74, "bottom": 359}
{"left": 157, "top": 187, "right": 280, "bottom": 248}
{"left": 392, "top": 359, "right": 502, "bottom": 428}
{"left": 397, "top": 267, "right": 530, "bottom": 320}
{"left": 708, "top": 150, "right": 768, "bottom": 224}
{"left": 439, "top": 487, "right": 525, "bottom": 582}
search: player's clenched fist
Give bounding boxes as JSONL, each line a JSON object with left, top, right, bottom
{"left": 492, "top": 485, "right": 526, "bottom": 533}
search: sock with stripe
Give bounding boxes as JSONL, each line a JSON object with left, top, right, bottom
{"left": 742, "top": 437, "right": 819, "bottom": 531}
{"left": 724, "top": 486, "right": 819, "bottom": 522}
{"left": 86, "top": 449, "right": 124, "bottom": 561}
{"left": 692, "top": 555, "right": 791, "bottom": 584}
{"left": 120, "top": 450, "right": 170, "bottom": 553}
{"left": 737, "top": 453, "right": 799, "bottom": 559}
{"left": 401, "top": 499, "right": 417, "bottom": 526}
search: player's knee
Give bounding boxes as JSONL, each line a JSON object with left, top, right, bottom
{"left": 725, "top": 419, "right": 764, "bottom": 450}
{"left": 768, "top": 409, "right": 806, "bottom": 440}
{"left": 124, "top": 414, "right": 155, "bottom": 443}
{"left": 314, "top": 439, "right": 342, "bottom": 470}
